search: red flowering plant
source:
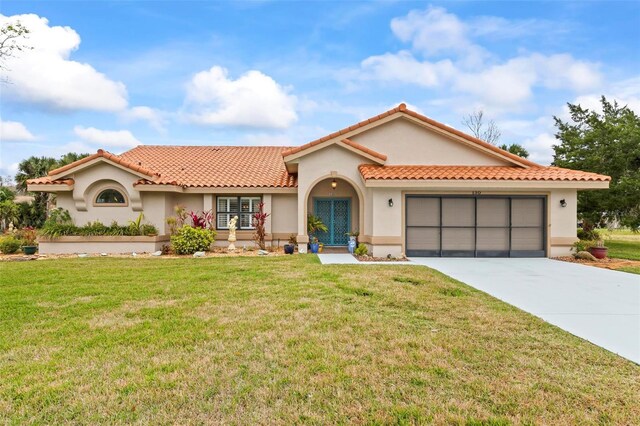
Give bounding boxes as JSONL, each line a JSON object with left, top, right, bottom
{"left": 189, "top": 210, "right": 213, "bottom": 229}
{"left": 16, "top": 226, "right": 38, "bottom": 246}
{"left": 252, "top": 202, "right": 270, "bottom": 250}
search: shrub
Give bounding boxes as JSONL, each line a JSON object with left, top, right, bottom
{"left": 15, "top": 227, "right": 38, "bottom": 246}
{"left": 252, "top": 202, "right": 270, "bottom": 250}
{"left": 572, "top": 239, "right": 595, "bottom": 255}
{"left": 0, "top": 236, "right": 21, "bottom": 254}
{"left": 41, "top": 210, "right": 159, "bottom": 238}
{"left": 577, "top": 228, "right": 600, "bottom": 241}
{"left": 170, "top": 226, "right": 216, "bottom": 254}
{"left": 354, "top": 243, "right": 368, "bottom": 256}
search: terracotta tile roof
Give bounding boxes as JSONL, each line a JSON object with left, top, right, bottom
{"left": 358, "top": 165, "right": 611, "bottom": 182}
{"left": 26, "top": 177, "right": 75, "bottom": 186}
{"left": 48, "top": 149, "right": 158, "bottom": 177}
{"left": 282, "top": 137, "right": 387, "bottom": 162}
{"left": 119, "top": 146, "right": 297, "bottom": 188}
{"left": 283, "top": 103, "right": 538, "bottom": 168}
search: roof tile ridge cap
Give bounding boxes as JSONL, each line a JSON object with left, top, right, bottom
{"left": 286, "top": 104, "right": 406, "bottom": 156}
{"left": 399, "top": 108, "right": 540, "bottom": 168}
{"left": 48, "top": 150, "right": 103, "bottom": 176}
{"left": 340, "top": 138, "right": 388, "bottom": 160}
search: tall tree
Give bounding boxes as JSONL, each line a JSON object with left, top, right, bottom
{"left": 462, "top": 110, "right": 501, "bottom": 144}
{"left": 499, "top": 143, "right": 530, "bottom": 159}
{"left": 553, "top": 96, "right": 640, "bottom": 230}
{"left": 1, "top": 21, "right": 31, "bottom": 82}
{"left": 13, "top": 152, "right": 90, "bottom": 227}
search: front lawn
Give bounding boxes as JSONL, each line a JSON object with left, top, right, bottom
{"left": 1, "top": 257, "right": 638, "bottom": 424}
{"left": 606, "top": 239, "right": 640, "bottom": 261}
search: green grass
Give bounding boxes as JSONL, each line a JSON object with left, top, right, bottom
{"left": 619, "top": 266, "right": 640, "bottom": 275}
{"left": 606, "top": 239, "right": 640, "bottom": 260}
{"left": 1, "top": 256, "right": 638, "bottom": 424}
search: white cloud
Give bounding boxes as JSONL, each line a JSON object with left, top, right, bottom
{"left": 184, "top": 66, "right": 297, "bottom": 129}
{"left": 0, "top": 119, "right": 36, "bottom": 141}
{"left": 73, "top": 126, "right": 141, "bottom": 149}
{"left": 361, "top": 51, "right": 454, "bottom": 87}
{"left": 122, "top": 106, "right": 167, "bottom": 133}
{"left": 521, "top": 132, "right": 558, "bottom": 165}
{"left": 0, "top": 14, "right": 128, "bottom": 112}
{"left": 357, "top": 6, "right": 602, "bottom": 110}
{"left": 571, "top": 76, "right": 640, "bottom": 114}
{"left": 0, "top": 160, "right": 19, "bottom": 180}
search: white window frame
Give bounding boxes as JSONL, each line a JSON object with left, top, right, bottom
{"left": 216, "top": 196, "right": 261, "bottom": 230}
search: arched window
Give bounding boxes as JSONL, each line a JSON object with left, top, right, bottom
{"left": 95, "top": 188, "right": 127, "bottom": 205}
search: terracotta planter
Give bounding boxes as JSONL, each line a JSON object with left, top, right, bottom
{"left": 588, "top": 246, "right": 608, "bottom": 259}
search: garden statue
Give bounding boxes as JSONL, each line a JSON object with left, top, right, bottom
{"left": 227, "top": 215, "right": 238, "bottom": 251}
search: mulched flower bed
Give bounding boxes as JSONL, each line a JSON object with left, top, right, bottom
{"left": 553, "top": 256, "right": 640, "bottom": 271}
{"left": 0, "top": 247, "right": 287, "bottom": 262}
{"left": 355, "top": 255, "right": 408, "bottom": 262}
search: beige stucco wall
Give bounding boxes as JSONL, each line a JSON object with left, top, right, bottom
{"left": 351, "top": 118, "right": 512, "bottom": 166}
{"left": 548, "top": 189, "right": 578, "bottom": 257}
{"left": 271, "top": 194, "right": 298, "bottom": 236}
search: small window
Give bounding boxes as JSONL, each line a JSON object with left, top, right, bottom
{"left": 216, "top": 196, "right": 261, "bottom": 230}
{"left": 95, "top": 188, "right": 127, "bottom": 205}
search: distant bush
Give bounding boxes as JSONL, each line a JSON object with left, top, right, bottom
{"left": 170, "top": 226, "right": 216, "bottom": 254}
{"left": 354, "top": 243, "right": 368, "bottom": 256}
{"left": 0, "top": 236, "right": 21, "bottom": 254}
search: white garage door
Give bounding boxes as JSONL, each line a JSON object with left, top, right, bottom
{"left": 406, "top": 195, "right": 546, "bottom": 257}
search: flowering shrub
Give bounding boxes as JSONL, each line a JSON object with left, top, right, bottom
{"left": 252, "top": 202, "right": 270, "bottom": 250}
{"left": 189, "top": 210, "right": 213, "bottom": 229}
{"left": 15, "top": 227, "right": 38, "bottom": 246}
{"left": 170, "top": 225, "right": 216, "bottom": 254}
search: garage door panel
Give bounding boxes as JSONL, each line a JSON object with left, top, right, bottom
{"left": 477, "top": 198, "right": 509, "bottom": 227}
{"left": 512, "top": 198, "right": 544, "bottom": 226}
{"left": 442, "top": 228, "right": 474, "bottom": 251}
{"left": 442, "top": 198, "right": 475, "bottom": 226}
{"left": 476, "top": 228, "right": 510, "bottom": 251}
{"left": 406, "top": 228, "right": 440, "bottom": 251}
{"left": 406, "top": 197, "right": 440, "bottom": 227}
{"left": 511, "top": 228, "right": 544, "bottom": 251}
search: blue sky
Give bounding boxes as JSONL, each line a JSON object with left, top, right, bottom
{"left": 1, "top": 1, "right": 639, "bottom": 178}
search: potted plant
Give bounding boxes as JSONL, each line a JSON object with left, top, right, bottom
{"left": 309, "top": 236, "right": 320, "bottom": 254}
{"left": 345, "top": 230, "right": 359, "bottom": 253}
{"left": 307, "top": 214, "right": 327, "bottom": 254}
{"left": 284, "top": 234, "right": 296, "bottom": 254}
{"left": 588, "top": 240, "right": 608, "bottom": 259}
{"left": 18, "top": 227, "right": 38, "bottom": 255}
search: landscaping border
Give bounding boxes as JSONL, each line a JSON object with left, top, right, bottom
{"left": 38, "top": 235, "right": 170, "bottom": 254}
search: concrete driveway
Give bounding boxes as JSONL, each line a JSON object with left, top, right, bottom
{"left": 409, "top": 258, "right": 640, "bottom": 364}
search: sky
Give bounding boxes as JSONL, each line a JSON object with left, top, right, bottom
{"left": 1, "top": 0, "right": 639, "bottom": 178}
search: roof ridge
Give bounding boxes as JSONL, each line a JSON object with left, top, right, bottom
{"left": 48, "top": 149, "right": 160, "bottom": 177}
{"left": 358, "top": 164, "right": 611, "bottom": 182}
{"left": 284, "top": 103, "right": 539, "bottom": 168}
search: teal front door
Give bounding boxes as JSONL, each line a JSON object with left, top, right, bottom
{"left": 314, "top": 198, "right": 351, "bottom": 246}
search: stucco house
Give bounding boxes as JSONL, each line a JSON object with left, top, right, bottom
{"left": 27, "top": 104, "right": 610, "bottom": 256}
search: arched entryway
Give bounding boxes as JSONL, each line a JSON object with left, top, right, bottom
{"left": 306, "top": 177, "right": 361, "bottom": 246}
